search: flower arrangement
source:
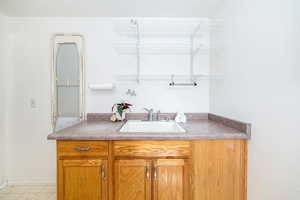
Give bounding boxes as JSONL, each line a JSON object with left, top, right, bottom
{"left": 111, "top": 102, "right": 132, "bottom": 122}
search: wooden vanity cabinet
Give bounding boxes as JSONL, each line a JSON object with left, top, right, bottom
{"left": 114, "top": 159, "right": 190, "bottom": 200}
{"left": 192, "top": 140, "right": 247, "bottom": 200}
{"left": 57, "top": 141, "right": 109, "bottom": 200}
{"left": 114, "top": 159, "right": 152, "bottom": 200}
{"left": 113, "top": 141, "right": 191, "bottom": 200}
{"left": 58, "top": 159, "right": 108, "bottom": 200}
{"left": 153, "top": 159, "right": 190, "bottom": 200}
{"left": 56, "top": 140, "right": 247, "bottom": 200}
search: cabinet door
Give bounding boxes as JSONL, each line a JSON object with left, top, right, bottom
{"left": 192, "top": 140, "right": 247, "bottom": 200}
{"left": 153, "top": 159, "right": 190, "bottom": 200}
{"left": 58, "top": 159, "right": 108, "bottom": 200}
{"left": 114, "top": 160, "right": 151, "bottom": 200}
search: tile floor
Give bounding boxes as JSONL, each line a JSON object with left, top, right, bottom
{"left": 0, "top": 185, "right": 56, "bottom": 200}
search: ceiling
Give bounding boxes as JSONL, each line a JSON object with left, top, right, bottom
{"left": 0, "top": 0, "right": 221, "bottom": 17}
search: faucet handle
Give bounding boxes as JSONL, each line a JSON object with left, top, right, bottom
{"left": 144, "top": 108, "right": 153, "bottom": 113}
{"left": 156, "top": 110, "right": 161, "bottom": 121}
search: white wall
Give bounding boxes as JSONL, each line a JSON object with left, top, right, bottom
{"left": 210, "top": 1, "right": 300, "bottom": 200}
{"left": 0, "top": 13, "right": 9, "bottom": 187}
{"left": 5, "top": 18, "right": 209, "bottom": 184}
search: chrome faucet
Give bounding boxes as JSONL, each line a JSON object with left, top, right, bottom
{"left": 144, "top": 108, "right": 161, "bottom": 121}
{"left": 144, "top": 108, "right": 154, "bottom": 121}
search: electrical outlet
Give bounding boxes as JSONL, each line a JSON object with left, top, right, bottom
{"left": 30, "top": 98, "right": 36, "bottom": 108}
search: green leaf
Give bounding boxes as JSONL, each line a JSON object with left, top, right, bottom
{"left": 117, "top": 105, "right": 123, "bottom": 116}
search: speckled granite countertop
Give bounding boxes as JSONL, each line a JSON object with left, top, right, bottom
{"left": 47, "top": 113, "right": 251, "bottom": 140}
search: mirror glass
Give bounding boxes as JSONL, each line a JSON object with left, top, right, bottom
{"left": 55, "top": 43, "right": 81, "bottom": 131}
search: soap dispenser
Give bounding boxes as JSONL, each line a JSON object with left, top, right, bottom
{"left": 175, "top": 112, "right": 187, "bottom": 123}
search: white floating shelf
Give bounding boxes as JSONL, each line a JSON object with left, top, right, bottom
{"left": 113, "top": 19, "right": 212, "bottom": 84}
{"left": 114, "top": 43, "right": 209, "bottom": 55}
{"left": 113, "top": 19, "right": 210, "bottom": 39}
{"left": 115, "top": 30, "right": 205, "bottom": 39}
{"left": 115, "top": 74, "right": 211, "bottom": 82}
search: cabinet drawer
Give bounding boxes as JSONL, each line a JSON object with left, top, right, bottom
{"left": 113, "top": 141, "right": 191, "bottom": 157}
{"left": 57, "top": 141, "right": 109, "bottom": 157}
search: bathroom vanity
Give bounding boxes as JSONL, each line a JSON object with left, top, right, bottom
{"left": 48, "top": 113, "right": 251, "bottom": 200}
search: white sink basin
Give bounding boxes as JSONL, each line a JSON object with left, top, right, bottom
{"left": 120, "top": 120, "right": 186, "bottom": 133}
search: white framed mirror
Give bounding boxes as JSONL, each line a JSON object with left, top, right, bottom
{"left": 51, "top": 34, "right": 85, "bottom": 131}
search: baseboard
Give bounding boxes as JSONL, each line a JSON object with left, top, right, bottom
{"left": 0, "top": 181, "right": 8, "bottom": 189}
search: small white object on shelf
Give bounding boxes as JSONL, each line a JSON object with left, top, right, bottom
{"left": 89, "top": 83, "right": 115, "bottom": 91}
